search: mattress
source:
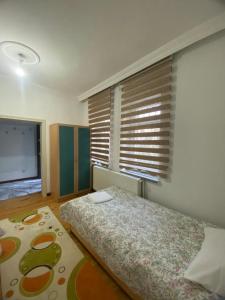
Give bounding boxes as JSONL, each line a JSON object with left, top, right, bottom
{"left": 60, "top": 186, "right": 213, "bottom": 300}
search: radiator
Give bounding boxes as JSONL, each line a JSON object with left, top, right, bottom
{"left": 93, "top": 166, "right": 143, "bottom": 196}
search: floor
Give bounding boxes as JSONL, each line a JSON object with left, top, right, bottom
{"left": 0, "top": 193, "right": 130, "bottom": 299}
{"left": 0, "top": 194, "right": 71, "bottom": 233}
{"left": 0, "top": 178, "right": 41, "bottom": 201}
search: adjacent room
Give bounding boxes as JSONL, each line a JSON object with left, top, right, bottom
{"left": 0, "top": 1, "right": 225, "bottom": 300}
{"left": 0, "top": 119, "right": 42, "bottom": 201}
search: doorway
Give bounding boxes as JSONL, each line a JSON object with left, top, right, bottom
{"left": 0, "top": 117, "right": 47, "bottom": 201}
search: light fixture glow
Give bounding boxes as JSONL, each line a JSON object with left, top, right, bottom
{"left": 15, "top": 67, "right": 26, "bottom": 77}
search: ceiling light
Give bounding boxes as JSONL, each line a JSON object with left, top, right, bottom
{"left": 0, "top": 41, "right": 40, "bottom": 77}
{"left": 0, "top": 41, "right": 40, "bottom": 64}
{"left": 15, "top": 67, "right": 26, "bottom": 77}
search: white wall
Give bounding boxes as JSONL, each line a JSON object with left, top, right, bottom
{"left": 144, "top": 31, "right": 225, "bottom": 228}
{"left": 0, "top": 122, "right": 38, "bottom": 182}
{"left": 0, "top": 76, "right": 87, "bottom": 192}
{"left": 95, "top": 31, "right": 225, "bottom": 227}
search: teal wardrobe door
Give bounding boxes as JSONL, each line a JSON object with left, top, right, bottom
{"left": 78, "top": 127, "right": 90, "bottom": 191}
{"left": 59, "top": 126, "right": 74, "bottom": 196}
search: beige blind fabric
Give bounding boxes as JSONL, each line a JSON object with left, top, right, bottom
{"left": 88, "top": 88, "right": 113, "bottom": 167}
{"left": 120, "top": 57, "right": 173, "bottom": 178}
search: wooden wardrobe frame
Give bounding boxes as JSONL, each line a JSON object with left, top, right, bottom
{"left": 50, "top": 123, "right": 91, "bottom": 201}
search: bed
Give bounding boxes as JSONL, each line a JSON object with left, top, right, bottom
{"left": 60, "top": 186, "right": 213, "bottom": 300}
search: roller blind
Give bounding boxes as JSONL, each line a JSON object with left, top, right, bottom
{"left": 119, "top": 57, "right": 173, "bottom": 179}
{"left": 88, "top": 88, "right": 113, "bottom": 167}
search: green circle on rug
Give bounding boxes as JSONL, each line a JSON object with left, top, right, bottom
{"left": 19, "top": 242, "right": 61, "bottom": 275}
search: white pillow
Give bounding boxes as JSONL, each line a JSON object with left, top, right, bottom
{"left": 184, "top": 227, "right": 225, "bottom": 296}
{"left": 88, "top": 191, "right": 113, "bottom": 203}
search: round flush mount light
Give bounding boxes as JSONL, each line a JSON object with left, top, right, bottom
{"left": 0, "top": 41, "right": 40, "bottom": 65}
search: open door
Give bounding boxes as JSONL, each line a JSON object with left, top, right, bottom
{"left": 0, "top": 117, "right": 46, "bottom": 201}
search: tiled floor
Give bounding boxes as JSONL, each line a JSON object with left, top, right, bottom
{"left": 0, "top": 179, "right": 41, "bottom": 201}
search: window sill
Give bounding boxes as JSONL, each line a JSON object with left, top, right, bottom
{"left": 120, "top": 169, "right": 159, "bottom": 183}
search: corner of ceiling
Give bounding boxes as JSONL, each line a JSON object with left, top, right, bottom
{"left": 78, "top": 11, "right": 225, "bottom": 102}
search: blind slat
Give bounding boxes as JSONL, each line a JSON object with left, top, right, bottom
{"left": 120, "top": 153, "right": 169, "bottom": 163}
{"left": 91, "top": 152, "right": 109, "bottom": 159}
{"left": 90, "top": 121, "right": 110, "bottom": 129}
{"left": 120, "top": 165, "right": 167, "bottom": 178}
{"left": 91, "top": 126, "right": 110, "bottom": 133}
{"left": 120, "top": 139, "right": 169, "bottom": 145}
{"left": 121, "top": 112, "right": 170, "bottom": 125}
{"left": 121, "top": 122, "right": 170, "bottom": 132}
{"left": 91, "top": 159, "right": 109, "bottom": 167}
{"left": 121, "top": 103, "right": 171, "bottom": 119}
{"left": 91, "top": 148, "right": 109, "bottom": 154}
{"left": 120, "top": 131, "right": 170, "bottom": 138}
{"left": 121, "top": 94, "right": 171, "bottom": 112}
{"left": 89, "top": 115, "right": 110, "bottom": 124}
{"left": 91, "top": 138, "right": 109, "bottom": 143}
{"left": 120, "top": 159, "right": 168, "bottom": 171}
{"left": 91, "top": 133, "right": 110, "bottom": 138}
{"left": 91, "top": 156, "right": 109, "bottom": 162}
{"left": 120, "top": 147, "right": 169, "bottom": 154}
{"left": 91, "top": 141, "right": 109, "bottom": 149}
{"left": 91, "top": 157, "right": 109, "bottom": 163}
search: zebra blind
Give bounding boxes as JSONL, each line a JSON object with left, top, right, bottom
{"left": 120, "top": 57, "right": 173, "bottom": 179}
{"left": 88, "top": 88, "right": 113, "bottom": 167}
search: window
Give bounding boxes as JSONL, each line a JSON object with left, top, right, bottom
{"left": 88, "top": 88, "right": 113, "bottom": 167}
{"left": 119, "top": 57, "right": 173, "bottom": 180}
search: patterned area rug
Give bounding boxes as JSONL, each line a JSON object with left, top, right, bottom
{"left": 0, "top": 206, "right": 128, "bottom": 300}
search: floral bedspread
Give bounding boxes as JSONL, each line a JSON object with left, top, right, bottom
{"left": 60, "top": 186, "right": 214, "bottom": 300}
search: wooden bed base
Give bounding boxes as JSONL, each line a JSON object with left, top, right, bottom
{"left": 70, "top": 226, "right": 141, "bottom": 300}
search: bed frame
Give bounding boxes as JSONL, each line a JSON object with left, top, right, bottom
{"left": 70, "top": 226, "right": 141, "bottom": 300}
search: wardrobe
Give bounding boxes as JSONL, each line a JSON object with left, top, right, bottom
{"left": 50, "top": 124, "right": 91, "bottom": 200}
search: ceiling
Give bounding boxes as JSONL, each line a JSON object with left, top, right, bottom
{"left": 0, "top": 0, "right": 225, "bottom": 99}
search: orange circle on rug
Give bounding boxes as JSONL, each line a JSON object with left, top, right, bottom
{"left": 5, "top": 290, "right": 14, "bottom": 298}
{"left": 31, "top": 232, "right": 56, "bottom": 250}
{"left": 57, "top": 277, "right": 65, "bottom": 285}
{"left": 20, "top": 266, "right": 53, "bottom": 297}
{"left": 75, "top": 259, "right": 128, "bottom": 300}
{"left": 0, "top": 237, "right": 21, "bottom": 263}
{"left": 23, "top": 213, "right": 42, "bottom": 225}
